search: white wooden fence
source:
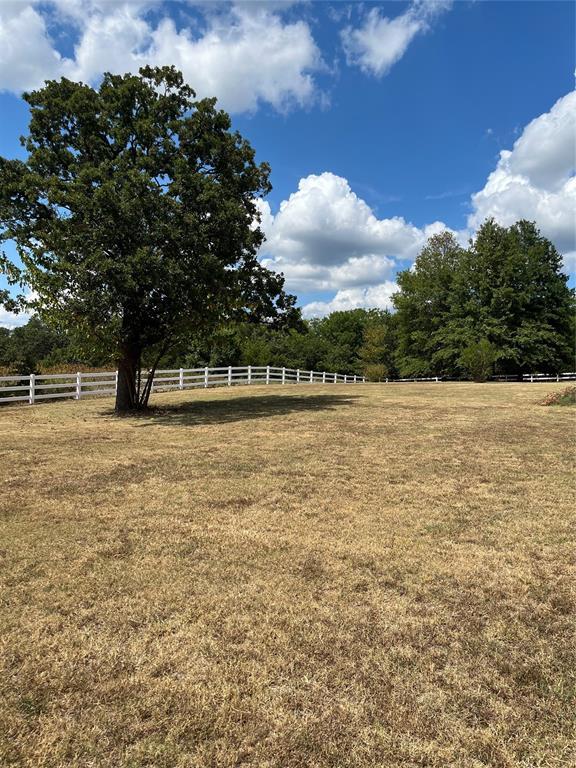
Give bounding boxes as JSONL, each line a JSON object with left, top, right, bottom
{"left": 521, "top": 372, "right": 576, "bottom": 383}
{"left": 2, "top": 367, "right": 573, "bottom": 405}
{"left": 0, "top": 365, "right": 365, "bottom": 406}
{"left": 383, "top": 372, "right": 576, "bottom": 384}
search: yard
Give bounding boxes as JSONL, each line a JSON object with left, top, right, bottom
{"left": 1, "top": 383, "right": 574, "bottom": 767}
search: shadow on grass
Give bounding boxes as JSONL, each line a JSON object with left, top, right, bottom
{"left": 106, "top": 392, "right": 362, "bottom": 427}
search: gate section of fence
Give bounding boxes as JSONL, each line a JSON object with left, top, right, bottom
{"left": 0, "top": 366, "right": 365, "bottom": 406}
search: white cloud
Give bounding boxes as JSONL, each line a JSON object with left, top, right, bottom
{"left": 563, "top": 251, "right": 576, "bottom": 273}
{"left": 503, "top": 92, "right": 575, "bottom": 190}
{"left": 0, "top": 286, "right": 37, "bottom": 328}
{"left": 342, "top": 0, "right": 451, "bottom": 77}
{"left": 0, "top": 2, "right": 323, "bottom": 114}
{"left": 258, "top": 172, "right": 441, "bottom": 291}
{"left": 469, "top": 90, "right": 576, "bottom": 256}
{"left": 0, "top": 3, "right": 66, "bottom": 92}
{"left": 302, "top": 282, "right": 398, "bottom": 318}
{"left": 0, "top": 304, "right": 30, "bottom": 329}
{"left": 257, "top": 172, "right": 451, "bottom": 316}
{"left": 146, "top": 7, "right": 321, "bottom": 113}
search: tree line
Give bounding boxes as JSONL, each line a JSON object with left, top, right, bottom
{"left": 3, "top": 217, "right": 574, "bottom": 382}
{"left": 0, "top": 308, "right": 380, "bottom": 376}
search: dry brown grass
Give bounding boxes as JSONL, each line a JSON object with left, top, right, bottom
{"left": 1, "top": 383, "right": 575, "bottom": 768}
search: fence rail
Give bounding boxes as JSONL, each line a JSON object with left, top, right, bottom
{"left": 0, "top": 366, "right": 365, "bottom": 406}
{"left": 521, "top": 372, "right": 576, "bottom": 383}
{"left": 381, "top": 372, "right": 576, "bottom": 384}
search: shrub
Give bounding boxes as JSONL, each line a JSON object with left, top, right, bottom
{"left": 363, "top": 363, "right": 388, "bottom": 382}
{"left": 539, "top": 386, "right": 576, "bottom": 406}
{"left": 460, "top": 339, "right": 497, "bottom": 382}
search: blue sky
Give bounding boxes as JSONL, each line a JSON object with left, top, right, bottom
{"left": 0, "top": 1, "right": 574, "bottom": 324}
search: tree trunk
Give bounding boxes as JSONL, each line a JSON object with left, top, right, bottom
{"left": 138, "top": 366, "right": 156, "bottom": 410}
{"left": 115, "top": 343, "right": 141, "bottom": 412}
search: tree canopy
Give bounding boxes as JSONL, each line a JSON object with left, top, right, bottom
{"left": 393, "top": 220, "right": 574, "bottom": 378}
{"left": 0, "top": 66, "right": 298, "bottom": 410}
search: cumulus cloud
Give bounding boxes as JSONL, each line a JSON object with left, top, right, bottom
{"left": 342, "top": 0, "right": 452, "bottom": 77}
{"left": 302, "top": 282, "right": 399, "bottom": 319}
{"left": 0, "top": 1, "right": 323, "bottom": 113}
{"left": 257, "top": 173, "right": 436, "bottom": 291}
{"left": 256, "top": 172, "right": 451, "bottom": 316}
{"left": 0, "top": 3, "right": 66, "bottom": 92}
{"left": 468, "top": 90, "right": 576, "bottom": 258}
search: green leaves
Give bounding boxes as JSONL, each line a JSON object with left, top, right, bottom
{"left": 393, "top": 221, "right": 574, "bottom": 377}
{"left": 460, "top": 339, "right": 497, "bottom": 382}
{"left": 0, "top": 66, "right": 297, "bottom": 409}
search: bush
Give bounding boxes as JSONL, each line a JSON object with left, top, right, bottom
{"left": 363, "top": 363, "right": 388, "bottom": 382}
{"left": 539, "top": 386, "right": 576, "bottom": 406}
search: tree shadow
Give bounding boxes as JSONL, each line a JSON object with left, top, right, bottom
{"left": 107, "top": 392, "right": 362, "bottom": 428}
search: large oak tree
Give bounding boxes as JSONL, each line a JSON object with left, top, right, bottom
{"left": 0, "top": 66, "right": 297, "bottom": 411}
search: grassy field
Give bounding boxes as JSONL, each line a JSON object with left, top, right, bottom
{"left": 1, "top": 383, "right": 574, "bottom": 768}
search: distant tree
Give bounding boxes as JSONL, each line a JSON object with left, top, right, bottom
{"left": 206, "top": 326, "right": 243, "bottom": 368}
{"left": 0, "top": 66, "right": 297, "bottom": 411}
{"left": 393, "top": 221, "right": 574, "bottom": 378}
{"left": 459, "top": 219, "right": 574, "bottom": 374}
{"left": 312, "top": 309, "right": 374, "bottom": 373}
{"left": 357, "top": 310, "right": 397, "bottom": 378}
{"left": 269, "top": 326, "right": 329, "bottom": 371}
{"left": 183, "top": 310, "right": 377, "bottom": 374}
{"left": 0, "top": 326, "right": 10, "bottom": 368}
{"left": 393, "top": 231, "right": 467, "bottom": 377}
{"left": 0, "top": 317, "right": 69, "bottom": 374}
{"left": 239, "top": 328, "right": 274, "bottom": 367}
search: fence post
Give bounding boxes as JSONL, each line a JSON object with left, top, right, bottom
{"left": 228, "top": 366, "right": 232, "bottom": 386}
{"left": 248, "top": 365, "right": 252, "bottom": 385}
{"left": 296, "top": 368, "right": 300, "bottom": 383}
{"left": 266, "top": 365, "right": 270, "bottom": 385}
{"left": 435, "top": 376, "right": 439, "bottom": 383}
{"left": 354, "top": 375, "right": 357, "bottom": 383}
{"left": 556, "top": 373, "right": 560, "bottom": 382}
{"left": 530, "top": 374, "right": 533, "bottom": 383}
{"left": 282, "top": 367, "right": 286, "bottom": 385}
{"left": 75, "top": 371, "right": 82, "bottom": 400}
{"left": 179, "top": 368, "right": 184, "bottom": 390}
{"left": 309, "top": 370, "right": 313, "bottom": 383}
{"left": 29, "top": 373, "right": 35, "bottom": 405}
{"left": 322, "top": 371, "right": 326, "bottom": 384}
{"left": 204, "top": 366, "right": 209, "bottom": 388}
{"left": 115, "top": 370, "right": 118, "bottom": 395}
{"left": 344, "top": 374, "right": 347, "bottom": 384}
{"left": 334, "top": 373, "right": 337, "bottom": 383}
